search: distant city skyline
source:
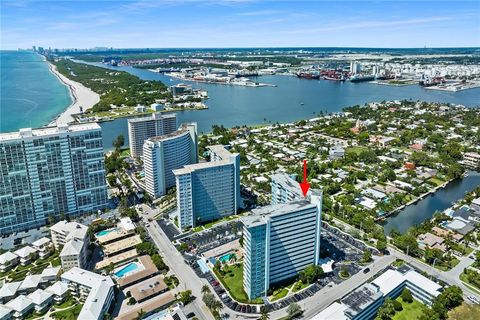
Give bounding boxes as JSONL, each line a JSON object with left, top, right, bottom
{"left": 1, "top": 0, "right": 479, "bottom": 49}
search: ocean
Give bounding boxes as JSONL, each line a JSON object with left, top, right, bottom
{"left": 0, "top": 51, "right": 72, "bottom": 132}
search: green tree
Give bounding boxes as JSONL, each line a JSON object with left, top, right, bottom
{"left": 375, "top": 298, "right": 396, "bottom": 320}
{"left": 362, "top": 250, "right": 373, "bottom": 263}
{"left": 287, "top": 303, "right": 303, "bottom": 319}
{"left": 401, "top": 288, "right": 413, "bottom": 303}
{"left": 298, "top": 265, "right": 324, "bottom": 284}
{"left": 259, "top": 305, "right": 270, "bottom": 320}
{"left": 177, "top": 290, "right": 193, "bottom": 305}
{"left": 113, "top": 134, "right": 125, "bottom": 151}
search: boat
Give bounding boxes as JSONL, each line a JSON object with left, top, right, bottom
{"left": 323, "top": 75, "right": 346, "bottom": 81}
{"left": 300, "top": 102, "right": 305, "bottom": 105}
{"left": 296, "top": 72, "right": 320, "bottom": 79}
{"left": 350, "top": 75, "right": 375, "bottom": 82}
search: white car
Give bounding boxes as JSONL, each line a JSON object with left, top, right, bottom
{"left": 467, "top": 295, "right": 480, "bottom": 304}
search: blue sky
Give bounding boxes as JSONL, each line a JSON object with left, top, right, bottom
{"left": 1, "top": 1, "right": 479, "bottom": 49}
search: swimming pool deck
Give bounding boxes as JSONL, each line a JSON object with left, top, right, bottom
{"left": 96, "top": 228, "right": 135, "bottom": 245}
{"left": 117, "top": 255, "right": 158, "bottom": 288}
{"left": 103, "top": 235, "right": 142, "bottom": 256}
{"left": 95, "top": 249, "right": 138, "bottom": 270}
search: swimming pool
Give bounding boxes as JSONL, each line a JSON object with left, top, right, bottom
{"left": 219, "top": 253, "right": 235, "bottom": 263}
{"left": 114, "top": 262, "right": 140, "bottom": 278}
{"left": 96, "top": 228, "right": 118, "bottom": 237}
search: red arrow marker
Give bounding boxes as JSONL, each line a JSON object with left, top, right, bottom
{"left": 299, "top": 160, "right": 310, "bottom": 197}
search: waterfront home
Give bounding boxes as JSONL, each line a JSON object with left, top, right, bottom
{"left": 0, "top": 252, "right": 19, "bottom": 273}
{"left": 27, "top": 289, "right": 53, "bottom": 313}
{"left": 13, "top": 246, "right": 37, "bottom": 266}
{"left": 45, "top": 281, "right": 70, "bottom": 304}
{"left": 463, "top": 152, "right": 480, "bottom": 169}
{"left": 431, "top": 226, "right": 463, "bottom": 242}
{"left": 470, "top": 197, "right": 480, "bottom": 212}
{"left": 417, "top": 232, "right": 447, "bottom": 252}
{"left": 5, "top": 295, "right": 34, "bottom": 319}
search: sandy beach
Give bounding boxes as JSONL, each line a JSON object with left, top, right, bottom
{"left": 47, "top": 61, "right": 100, "bottom": 126}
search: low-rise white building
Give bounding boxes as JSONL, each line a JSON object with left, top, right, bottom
{"left": 5, "top": 295, "right": 34, "bottom": 319}
{"left": 45, "top": 281, "right": 70, "bottom": 304}
{"left": 60, "top": 238, "right": 87, "bottom": 271}
{"left": 27, "top": 289, "right": 53, "bottom": 313}
{"left": 0, "top": 252, "right": 19, "bottom": 273}
{"left": 12, "top": 247, "right": 37, "bottom": 266}
{"left": 61, "top": 267, "right": 115, "bottom": 320}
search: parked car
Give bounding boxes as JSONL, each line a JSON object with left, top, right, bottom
{"left": 363, "top": 268, "right": 370, "bottom": 273}
{"left": 467, "top": 295, "right": 480, "bottom": 304}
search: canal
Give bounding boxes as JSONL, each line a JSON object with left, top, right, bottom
{"left": 382, "top": 171, "right": 480, "bottom": 235}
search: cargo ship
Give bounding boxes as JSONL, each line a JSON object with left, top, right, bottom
{"left": 349, "top": 75, "right": 375, "bottom": 82}
{"left": 296, "top": 72, "right": 320, "bottom": 79}
{"left": 419, "top": 76, "right": 446, "bottom": 87}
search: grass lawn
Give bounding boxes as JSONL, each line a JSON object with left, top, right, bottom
{"left": 459, "top": 271, "right": 480, "bottom": 293}
{"left": 434, "top": 257, "right": 460, "bottom": 271}
{"left": 52, "top": 304, "right": 83, "bottom": 320}
{"left": 292, "top": 280, "right": 309, "bottom": 292}
{"left": 448, "top": 303, "right": 480, "bottom": 320}
{"left": 55, "top": 296, "right": 75, "bottom": 309}
{"left": 214, "top": 264, "right": 251, "bottom": 303}
{"left": 271, "top": 288, "right": 289, "bottom": 301}
{"left": 428, "top": 177, "right": 445, "bottom": 187}
{"left": 346, "top": 146, "right": 368, "bottom": 155}
{"left": 392, "top": 298, "right": 425, "bottom": 320}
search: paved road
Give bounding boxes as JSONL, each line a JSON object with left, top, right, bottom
{"left": 388, "top": 246, "right": 480, "bottom": 299}
{"left": 143, "top": 215, "right": 213, "bottom": 320}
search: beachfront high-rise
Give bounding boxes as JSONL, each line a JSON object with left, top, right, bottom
{"left": 0, "top": 124, "right": 108, "bottom": 235}
{"left": 127, "top": 113, "right": 177, "bottom": 158}
{"left": 173, "top": 145, "right": 240, "bottom": 231}
{"left": 271, "top": 172, "right": 303, "bottom": 204}
{"left": 143, "top": 123, "right": 198, "bottom": 198}
{"left": 242, "top": 190, "right": 322, "bottom": 299}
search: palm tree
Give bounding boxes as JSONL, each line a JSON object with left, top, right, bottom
{"left": 135, "top": 309, "right": 146, "bottom": 320}
{"left": 201, "top": 284, "right": 211, "bottom": 294}
{"left": 259, "top": 305, "right": 270, "bottom": 320}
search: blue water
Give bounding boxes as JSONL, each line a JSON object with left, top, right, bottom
{"left": 2, "top": 52, "right": 480, "bottom": 146}
{"left": 96, "top": 228, "right": 117, "bottom": 237}
{"left": 219, "top": 253, "right": 235, "bottom": 262}
{"left": 383, "top": 171, "right": 480, "bottom": 235}
{"left": 0, "top": 51, "right": 72, "bottom": 132}
{"left": 114, "top": 262, "right": 139, "bottom": 277}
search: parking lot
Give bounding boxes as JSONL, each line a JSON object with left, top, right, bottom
{"left": 178, "top": 221, "right": 243, "bottom": 255}
{"left": 179, "top": 220, "right": 369, "bottom": 315}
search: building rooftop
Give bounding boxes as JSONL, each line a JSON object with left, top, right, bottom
{"left": 6, "top": 295, "right": 33, "bottom": 312}
{"left": 207, "top": 144, "right": 236, "bottom": 160}
{"left": 146, "top": 122, "right": 195, "bottom": 143}
{"left": 103, "top": 235, "right": 142, "bottom": 256}
{"left": 0, "top": 252, "right": 18, "bottom": 265}
{"left": 119, "top": 217, "right": 136, "bottom": 232}
{"left": 95, "top": 249, "right": 138, "bottom": 270}
{"left": 27, "top": 289, "right": 53, "bottom": 306}
{"left": 19, "top": 275, "right": 43, "bottom": 291}
{"left": 40, "top": 267, "right": 61, "bottom": 279}
{"left": 311, "top": 302, "right": 347, "bottom": 320}
{"left": 13, "top": 246, "right": 37, "bottom": 259}
{"left": 50, "top": 221, "right": 88, "bottom": 241}
{"left": 173, "top": 158, "right": 232, "bottom": 175}
{"left": 242, "top": 199, "right": 315, "bottom": 228}
{"left": 271, "top": 172, "right": 303, "bottom": 198}
{"left": 45, "top": 281, "right": 69, "bottom": 297}
{"left": 129, "top": 275, "right": 167, "bottom": 302}
{"left": 127, "top": 112, "right": 176, "bottom": 123}
{"left": 0, "top": 305, "right": 13, "bottom": 319}
{"left": 0, "top": 281, "right": 21, "bottom": 299}
{"left": 61, "top": 267, "right": 115, "bottom": 320}
{"left": 0, "top": 123, "right": 101, "bottom": 142}
{"left": 342, "top": 284, "right": 383, "bottom": 319}
{"left": 372, "top": 268, "right": 441, "bottom": 298}
{"left": 115, "top": 292, "right": 176, "bottom": 320}
{"left": 31, "top": 237, "right": 51, "bottom": 248}
{"left": 60, "top": 238, "right": 84, "bottom": 257}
